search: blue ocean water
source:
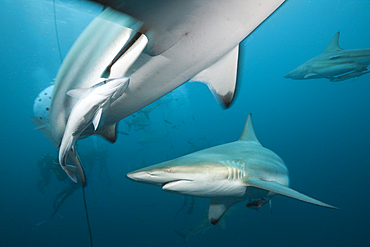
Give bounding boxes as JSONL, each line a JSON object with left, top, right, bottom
{"left": 1, "top": 0, "right": 369, "bottom": 246}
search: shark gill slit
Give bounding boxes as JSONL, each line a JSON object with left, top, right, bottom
{"left": 225, "top": 160, "right": 245, "bottom": 180}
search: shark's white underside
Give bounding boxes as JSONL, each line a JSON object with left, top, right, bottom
{"left": 49, "top": 0, "right": 286, "bottom": 147}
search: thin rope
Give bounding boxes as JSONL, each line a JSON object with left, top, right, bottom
{"left": 53, "top": 0, "right": 63, "bottom": 63}
{"left": 82, "top": 186, "right": 93, "bottom": 247}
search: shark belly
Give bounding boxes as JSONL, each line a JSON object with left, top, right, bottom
{"left": 49, "top": 0, "right": 286, "bottom": 144}
{"left": 163, "top": 179, "right": 247, "bottom": 198}
{"left": 49, "top": 9, "right": 137, "bottom": 146}
{"left": 101, "top": 0, "right": 286, "bottom": 127}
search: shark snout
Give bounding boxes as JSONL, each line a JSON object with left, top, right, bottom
{"left": 126, "top": 171, "right": 140, "bottom": 180}
{"left": 284, "top": 69, "right": 299, "bottom": 79}
{"left": 126, "top": 170, "right": 167, "bottom": 185}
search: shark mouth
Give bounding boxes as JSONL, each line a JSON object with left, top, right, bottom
{"left": 161, "top": 179, "right": 192, "bottom": 189}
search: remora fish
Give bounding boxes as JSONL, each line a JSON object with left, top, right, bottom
{"left": 285, "top": 32, "right": 370, "bottom": 82}
{"left": 49, "top": 0, "right": 286, "bottom": 146}
{"left": 59, "top": 77, "right": 129, "bottom": 184}
{"left": 127, "top": 114, "right": 337, "bottom": 225}
{"left": 246, "top": 198, "right": 268, "bottom": 211}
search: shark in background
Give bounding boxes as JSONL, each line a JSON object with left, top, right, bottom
{"left": 127, "top": 114, "right": 337, "bottom": 225}
{"left": 48, "top": 0, "right": 286, "bottom": 157}
{"left": 285, "top": 32, "right": 370, "bottom": 82}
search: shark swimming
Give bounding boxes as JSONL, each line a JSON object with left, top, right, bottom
{"left": 59, "top": 77, "right": 129, "bottom": 184}
{"left": 49, "top": 0, "right": 286, "bottom": 153}
{"left": 127, "top": 114, "right": 337, "bottom": 225}
{"left": 285, "top": 32, "right": 370, "bottom": 82}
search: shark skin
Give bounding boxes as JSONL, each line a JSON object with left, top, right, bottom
{"left": 127, "top": 114, "right": 337, "bottom": 225}
{"left": 49, "top": 8, "right": 146, "bottom": 147}
{"left": 49, "top": 0, "right": 286, "bottom": 147}
{"left": 285, "top": 32, "right": 370, "bottom": 82}
{"left": 59, "top": 77, "right": 129, "bottom": 184}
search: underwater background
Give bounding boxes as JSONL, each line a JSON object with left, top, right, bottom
{"left": 1, "top": 0, "right": 369, "bottom": 246}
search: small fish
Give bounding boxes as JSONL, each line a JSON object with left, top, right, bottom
{"left": 246, "top": 198, "right": 268, "bottom": 211}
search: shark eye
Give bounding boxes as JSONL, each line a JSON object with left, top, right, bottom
{"left": 165, "top": 168, "right": 171, "bottom": 173}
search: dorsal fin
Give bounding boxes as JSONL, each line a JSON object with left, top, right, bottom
{"left": 239, "top": 114, "right": 262, "bottom": 145}
{"left": 323, "top": 32, "right": 343, "bottom": 53}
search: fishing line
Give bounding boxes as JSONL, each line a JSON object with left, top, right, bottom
{"left": 53, "top": 0, "right": 63, "bottom": 63}
{"left": 53, "top": 1, "right": 92, "bottom": 246}
{"left": 82, "top": 185, "right": 94, "bottom": 247}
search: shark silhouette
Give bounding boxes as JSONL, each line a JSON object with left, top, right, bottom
{"left": 285, "top": 32, "right": 370, "bottom": 82}
{"left": 127, "top": 114, "right": 337, "bottom": 225}
{"left": 49, "top": 0, "right": 286, "bottom": 149}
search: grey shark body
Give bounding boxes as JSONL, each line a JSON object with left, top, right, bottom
{"left": 59, "top": 77, "right": 129, "bottom": 184}
{"left": 285, "top": 32, "right": 370, "bottom": 82}
{"left": 127, "top": 114, "right": 336, "bottom": 225}
{"left": 49, "top": 0, "right": 286, "bottom": 147}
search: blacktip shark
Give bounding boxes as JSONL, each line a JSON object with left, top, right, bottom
{"left": 49, "top": 0, "right": 286, "bottom": 148}
{"left": 59, "top": 77, "right": 129, "bottom": 184}
{"left": 127, "top": 114, "right": 337, "bottom": 225}
{"left": 285, "top": 32, "right": 370, "bottom": 82}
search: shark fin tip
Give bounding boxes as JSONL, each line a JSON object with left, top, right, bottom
{"left": 239, "top": 114, "right": 262, "bottom": 145}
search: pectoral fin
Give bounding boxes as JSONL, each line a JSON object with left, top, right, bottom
{"left": 245, "top": 177, "right": 337, "bottom": 209}
{"left": 190, "top": 45, "right": 239, "bottom": 108}
{"left": 107, "top": 33, "right": 148, "bottom": 78}
{"left": 304, "top": 73, "right": 318, "bottom": 79}
{"left": 92, "top": 108, "right": 103, "bottom": 130}
{"left": 67, "top": 148, "right": 86, "bottom": 187}
{"left": 63, "top": 165, "right": 78, "bottom": 183}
